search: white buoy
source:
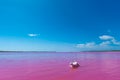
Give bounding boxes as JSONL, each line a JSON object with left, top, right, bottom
{"left": 69, "top": 61, "right": 80, "bottom": 68}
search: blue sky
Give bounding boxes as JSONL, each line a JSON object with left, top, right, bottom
{"left": 0, "top": 0, "right": 120, "bottom": 51}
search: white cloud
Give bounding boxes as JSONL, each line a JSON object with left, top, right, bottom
{"left": 99, "top": 35, "right": 114, "bottom": 40}
{"left": 99, "top": 35, "right": 120, "bottom": 45}
{"left": 85, "top": 42, "right": 96, "bottom": 48}
{"left": 111, "top": 39, "right": 120, "bottom": 45}
{"left": 28, "top": 34, "right": 40, "bottom": 37}
{"left": 76, "top": 44, "right": 85, "bottom": 48}
{"left": 76, "top": 35, "right": 120, "bottom": 51}
{"left": 99, "top": 41, "right": 111, "bottom": 46}
{"left": 76, "top": 42, "right": 96, "bottom": 48}
{"left": 76, "top": 42, "right": 111, "bottom": 51}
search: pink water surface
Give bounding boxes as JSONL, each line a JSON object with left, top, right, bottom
{"left": 0, "top": 52, "right": 120, "bottom": 80}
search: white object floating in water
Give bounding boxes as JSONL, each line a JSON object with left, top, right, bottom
{"left": 69, "top": 61, "right": 80, "bottom": 68}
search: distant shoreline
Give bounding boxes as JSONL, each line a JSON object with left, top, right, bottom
{"left": 0, "top": 51, "right": 54, "bottom": 52}
{"left": 0, "top": 50, "right": 120, "bottom": 53}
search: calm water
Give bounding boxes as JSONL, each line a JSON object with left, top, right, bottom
{"left": 0, "top": 52, "right": 120, "bottom": 80}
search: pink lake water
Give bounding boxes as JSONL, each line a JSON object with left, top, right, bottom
{"left": 0, "top": 52, "right": 120, "bottom": 80}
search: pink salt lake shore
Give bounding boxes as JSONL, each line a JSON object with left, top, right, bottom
{"left": 0, "top": 52, "right": 120, "bottom": 80}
